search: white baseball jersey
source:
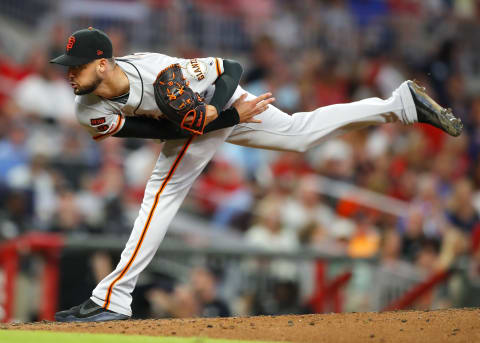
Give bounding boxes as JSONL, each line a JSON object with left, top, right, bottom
{"left": 82, "top": 52, "right": 417, "bottom": 316}
{"left": 74, "top": 53, "right": 224, "bottom": 141}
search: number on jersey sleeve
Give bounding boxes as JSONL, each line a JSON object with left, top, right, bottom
{"left": 75, "top": 102, "right": 125, "bottom": 141}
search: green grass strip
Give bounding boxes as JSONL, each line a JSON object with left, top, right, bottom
{"left": 0, "top": 330, "right": 284, "bottom": 343}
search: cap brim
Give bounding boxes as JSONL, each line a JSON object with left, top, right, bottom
{"left": 49, "top": 54, "right": 93, "bottom": 66}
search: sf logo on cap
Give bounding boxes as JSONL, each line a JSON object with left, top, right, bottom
{"left": 66, "top": 36, "right": 76, "bottom": 52}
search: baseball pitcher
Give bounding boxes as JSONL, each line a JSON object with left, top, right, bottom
{"left": 50, "top": 28, "right": 462, "bottom": 322}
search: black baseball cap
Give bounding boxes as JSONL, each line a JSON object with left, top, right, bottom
{"left": 50, "top": 27, "right": 112, "bottom": 66}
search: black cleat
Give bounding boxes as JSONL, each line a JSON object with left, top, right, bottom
{"left": 408, "top": 80, "right": 463, "bottom": 137}
{"left": 55, "top": 299, "right": 130, "bottom": 322}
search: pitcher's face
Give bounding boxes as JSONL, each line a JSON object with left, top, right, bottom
{"left": 67, "top": 60, "right": 103, "bottom": 95}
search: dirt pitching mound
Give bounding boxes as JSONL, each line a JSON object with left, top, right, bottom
{"left": 2, "top": 308, "right": 480, "bottom": 342}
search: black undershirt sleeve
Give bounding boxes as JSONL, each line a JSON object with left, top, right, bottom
{"left": 113, "top": 107, "right": 240, "bottom": 140}
{"left": 114, "top": 116, "right": 189, "bottom": 139}
{"left": 114, "top": 59, "right": 243, "bottom": 140}
{"left": 209, "top": 59, "right": 243, "bottom": 114}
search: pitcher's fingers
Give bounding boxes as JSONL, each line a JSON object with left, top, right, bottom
{"left": 255, "top": 97, "right": 275, "bottom": 108}
{"left": 251, "top": 92, "right": 273, "bottom": 105}
{"left": 246, "top": 118, "right": 262, "bottom": 123}
{"left": 252, "top": 93, "right": 272, "bottom": 104}
{"left": 238, "top": 93, "right": 248, "bottom": 102}
{"left": 254, "top": 105, "right": 269, "bottom": 115}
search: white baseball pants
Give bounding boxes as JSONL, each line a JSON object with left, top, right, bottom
{"left": 91, "top": 81, "right": 417, "bottom": 316}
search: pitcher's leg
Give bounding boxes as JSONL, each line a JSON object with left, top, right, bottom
{"left": 226, "top": 81, "right": 417, "bottom": 152}
{"left": 91, "top": 129, "right": 232, "bottom": 316}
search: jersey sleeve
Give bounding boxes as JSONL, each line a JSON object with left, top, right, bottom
{"left": 75, "top": 102, "right": 125, "bottom": 141}
{"left": 181, "top": 57, "right": 224, "bottom": 92}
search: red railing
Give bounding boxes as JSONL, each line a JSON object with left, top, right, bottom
{"left": 308, "top": 261, "right": 352, "bottom": 313}
{"left": 0, "top": 233, "right": 64, "bottom": 322}
{"left": 382, "top": 269, "right": 451, "bottom": 312}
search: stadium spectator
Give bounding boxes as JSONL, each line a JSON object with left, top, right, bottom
{"left": 191, "top": 267, "right": 231, "bottom": 317}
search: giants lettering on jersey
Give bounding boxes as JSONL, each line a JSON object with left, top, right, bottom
{"left": 91, "top": 117, "right": 106, "bottom": 125}
{"left": 186, "top": 59, "right": 207, "bottom": 81}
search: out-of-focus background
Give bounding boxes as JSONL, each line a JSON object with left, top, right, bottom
{"left": 0, "top": 0, "right": 480, "bottom": 322}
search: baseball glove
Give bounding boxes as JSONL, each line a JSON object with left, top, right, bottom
{"left": 153, "top": 64, "right": 207, "bottom": 135}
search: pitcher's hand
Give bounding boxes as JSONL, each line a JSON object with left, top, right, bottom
{"left": 233, "top": 92, "right": 275, "bottom": 124}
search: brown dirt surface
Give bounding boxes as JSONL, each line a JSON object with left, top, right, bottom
{"left": 1, "top": 308, "right": 480, "bottom": 342}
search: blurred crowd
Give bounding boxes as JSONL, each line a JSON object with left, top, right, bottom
{"left": 2, "top": 0, "right": 480, "bottom": 319}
